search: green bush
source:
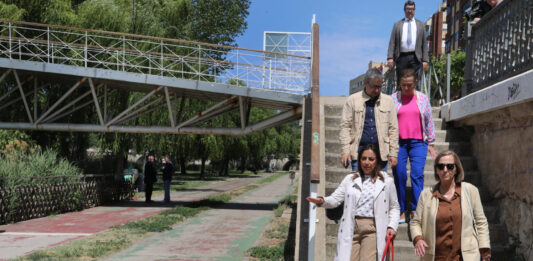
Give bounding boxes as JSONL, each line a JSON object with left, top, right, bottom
{"left": 0, "top": 150, "right": 82, "bottom": 188}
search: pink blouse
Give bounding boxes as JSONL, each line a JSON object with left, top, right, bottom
{"left": 398, "top": 94, "right": 423, "bottom": 140}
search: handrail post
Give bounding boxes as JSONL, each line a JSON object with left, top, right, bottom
{"left": 198, "top": 44, "right": 201, "bottom": 81}
{"left": 308, "top": 19, "right": 320, "bottom": 261}
{"left": 8, "top": 22, "right": 12, "bottom": 59}
{"left": 160, "top": 40, "right": 163, "bottom": 76}
{"left": 84, "top": 31, "right": 88, "bottom": 68}
{"left": 462, "top": 21, "right": 475, "bottom": 96}
{"left": 310, "top": 22, "right": 320, "bottom": 184}
{"left": 446, "top": 53, "right": 450, "bottom": 103}
{"left": 122, "top": 36, "right": 125, "bottom": 71}
{"left": 47, "top": 27, "right": 50, "bottom": 63}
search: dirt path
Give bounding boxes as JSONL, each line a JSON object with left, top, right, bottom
{"left": 104, "top": 174, "right": 293, "bottom": 261}
{"left": 0, "top": 175, "right": 267, "bottom": 260}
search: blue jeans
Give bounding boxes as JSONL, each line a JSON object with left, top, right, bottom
{"left": 393, "top": 139, "right": 428, "bottom": 214}
{"left": 163, "top": 180, "right": 171, "bottom": 201}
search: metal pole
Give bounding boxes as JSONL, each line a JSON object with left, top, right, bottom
{"left": 13, "top": 70, "right": 33, "bottom": 123}
{"left": 428, "top": 63, "right": 432, "bottom": 103}
{"left": 88, "top": 78, "right": 104, "bottom": 126}
{"left": 298, "top": 96, "right": 311, "bottom": 261}
{"left": 446, "top": 53, "right": 451, "bottom": 103}
{"left": 35, "top": 77, "right": 87, "bottom": 125}
{"left": 84, "top": 31, "right": 88, "bottom": 68}
{"left": 34, "top": 77, "right": 38, "bottom": 120}
{"left": 308, "top": 16, "right": 320, "bottom": 261}
{"left": 310, "top": 23, "right": 320, "bottom": 184}
{"left": 106, "top": 86, "right": 163, "bottom": 127}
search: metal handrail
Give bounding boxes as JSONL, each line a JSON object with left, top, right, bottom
{"left": 465, "top": 0, "right": 533, "bottom": 92}
{"left": 0, "top": 20, "right": 312, "bottom": 94}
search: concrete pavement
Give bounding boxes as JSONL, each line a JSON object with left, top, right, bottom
{"left": 104, "top": 174, "right": 293, "bottom": 261}
{"left": 0, "top": 175, "right": 267, "bottom": 260}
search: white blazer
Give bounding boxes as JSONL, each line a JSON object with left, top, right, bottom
{"left": 322, "top": 172, "right": 400, "bottom": 261}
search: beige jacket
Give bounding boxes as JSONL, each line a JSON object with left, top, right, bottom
{"left": 410, "top": 182, "right": 491, "bottom": 261}
{"left": 339, "top": 91, "right": 399, "bottom": 161}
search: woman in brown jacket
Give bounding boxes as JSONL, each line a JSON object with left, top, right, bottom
{"left": 410, "top": 150, "right": 491, "bottom": 261}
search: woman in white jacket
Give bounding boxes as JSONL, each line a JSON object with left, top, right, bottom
{"left": 307, "top": 144, "right": 400, "bottom": 261}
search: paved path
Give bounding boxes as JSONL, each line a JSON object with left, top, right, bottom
{"left": 0, "top": 175, "right": 267, "bottom": 260}
{"left": 105, "top": 174, "right": 293, "bottom": 261}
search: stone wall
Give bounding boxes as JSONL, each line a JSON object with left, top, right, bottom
{"left": 459, "top": 101, "right": 533, "bottom": 258}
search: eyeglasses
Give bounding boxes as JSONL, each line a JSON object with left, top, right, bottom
{"left": 368, "top": 83, "right": 383, "bottom": 89}
{"left": 436, "top": 163, "right": 455, "bottom": 170}
{"left": 405, "top": 8, "right": 415, "bottom": 11}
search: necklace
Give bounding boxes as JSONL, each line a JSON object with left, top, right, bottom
{"left": 440, "top": 184, "right": 455, "bottom": 200}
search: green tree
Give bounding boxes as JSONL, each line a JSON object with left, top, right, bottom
{"left": 0, "top": 2, "right": 25, "bottom": 20}
{"left": 429, "top": 50, "right": 465, "bottom": 102}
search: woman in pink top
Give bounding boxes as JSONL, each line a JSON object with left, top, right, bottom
{"left": 391, "top": 69, "right": 437, "bottom": 223}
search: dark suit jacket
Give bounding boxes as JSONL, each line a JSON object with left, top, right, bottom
{"left": 387, "top": 18, "right": 428, "bottom": 63}
{"left": 162, "top": 161, "right": 174, "bottom": 181}
{"left": 144, "top": 161, "right": 157, "bottom": 184}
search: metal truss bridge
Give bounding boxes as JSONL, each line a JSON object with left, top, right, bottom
{"left": 0, "top": 20, "right": 314, "bottom": 135}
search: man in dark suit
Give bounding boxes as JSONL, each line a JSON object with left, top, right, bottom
{"left": 144, "top": 155, "right": 157, "bottom": 203}
{"left": 387, "top": 1, "right": 428, "bottom": 85}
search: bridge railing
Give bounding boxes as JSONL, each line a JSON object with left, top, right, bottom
{"left": 0, "top": 20, "right": 311, "bottom": 94}
{"left": 464, "top": 0, "right": 533, "bottom": 93}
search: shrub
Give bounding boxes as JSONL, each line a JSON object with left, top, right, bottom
{"left": 0, "top": 150, "right": 82, "bottom": 188}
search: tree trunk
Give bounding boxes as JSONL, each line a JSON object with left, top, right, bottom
{"left": 224, "top": 159, "right": 229, "bottom": 176}
{"left": 200, "top": 157, "right": 206, "bottom": 179}
{"left": 179, "top": 157, "right": 187, "bottom": 175}
{"left": 240, "top": 156, "right": 246, "bottom": 173}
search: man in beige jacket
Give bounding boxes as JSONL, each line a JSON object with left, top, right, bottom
{"left": 340, "top": 68, "right": 399, "bottom": 171}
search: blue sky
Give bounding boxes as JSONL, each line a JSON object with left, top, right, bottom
{"left": 236, "top": 0, "right": 445, "bottom": 96}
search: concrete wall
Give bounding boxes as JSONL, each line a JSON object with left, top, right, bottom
{"left": 441, "top": 69, "right": 533, "bottom": 258}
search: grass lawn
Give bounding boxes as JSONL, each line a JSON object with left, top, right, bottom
{"left": 16, "top": 172, "right": 288, "bottom": 261}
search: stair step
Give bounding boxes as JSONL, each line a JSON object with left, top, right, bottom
{"left": 325, "top": 140, "right": 471, "bottom": 156}
{"left": 394, "top": 240, "right": 419, "bottom": 260}
{"left": 325, "top": 115, "right": 342, "bottom": 127}
{"left": 432, "top": 107, "right": 441, "bottom": 119}
{"left": 324, "top": 104, "right": 344, "bottom": 116}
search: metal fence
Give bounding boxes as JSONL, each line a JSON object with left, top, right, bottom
{"left": 465, "top": 0, "right": 533, "bottom": 92}
{"left": 0, "top": 174, "right": 133, "bottom": 224}
{"left": 0, "top": 20, "right": 311, "bottom": 94}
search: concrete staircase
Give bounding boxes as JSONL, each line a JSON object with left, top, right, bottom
{"left": 321, "top": 97, "right": 507, "bottom": 260}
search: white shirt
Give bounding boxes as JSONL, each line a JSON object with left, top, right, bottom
{"left": 354, "top": 174, "right": 375, "bottom": 217}
{"left": 400, "top": 18, "right": 417, "bottom": 52}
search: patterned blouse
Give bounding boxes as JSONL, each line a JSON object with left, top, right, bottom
{"left": 355, "top": 175, "right": 375, "bottom": 217}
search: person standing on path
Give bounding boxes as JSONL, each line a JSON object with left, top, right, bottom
{"left": 161, "top": 155, "right": 174, "bottom": 202}
{"left": 340, "top": 68, "right": 399, "bottom": 171}
{"left": 144, "top": 155, "right": 157, "bottom": 203}
{"left": 392, "top": 69, "right": 437, "bottom": 223}
{"left": 387, "top": 1, "right": 428, "bottom": 85}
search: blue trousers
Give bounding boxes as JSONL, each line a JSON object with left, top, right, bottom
{"left": 164, "top": 180, "right": 171, "bottom": 202}
{"left": 393, "top": 139, "right": 428, "bottom": 213}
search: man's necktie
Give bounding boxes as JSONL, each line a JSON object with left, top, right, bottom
{"left": 407, "top": 20, "right": 412, "bottom": 47}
